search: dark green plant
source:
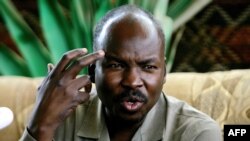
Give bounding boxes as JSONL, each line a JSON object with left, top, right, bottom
{"left": 0, "top": 0, "right": 211, "bottom": 77}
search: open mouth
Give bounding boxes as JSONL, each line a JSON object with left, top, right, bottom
{"left": 120, "top": 97, "right": 145, "bottom": 112}
{"left": 118, "top": 90, "right": 147, "bottom": 113}
{"left": 122, "top": 101, "right": 143, "bottom": 112}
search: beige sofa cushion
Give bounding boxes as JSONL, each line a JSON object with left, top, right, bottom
{"left": 163, "top": 69, "right": 250, "bottom": 129}
{"left": 0, "top": 76, "right": 42, "bottom": 141}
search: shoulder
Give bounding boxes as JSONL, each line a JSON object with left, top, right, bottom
{"left": 166, "top": 95, "right": 215, "bottom": 122}
{"left": 164, "top": 95, "right": 222, "bottom": 141}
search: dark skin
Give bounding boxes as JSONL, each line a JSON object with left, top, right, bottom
{"left": 27, "top": 14, "right": 166, "bottom": 141}
{"left": 95, "top": 15, "right": 166, "bottom": 141}
{"left": 27, "top": 49, "right": 105, "bottom": 140}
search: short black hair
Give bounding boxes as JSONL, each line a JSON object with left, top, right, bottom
{"left": 93, "top": 4, "right": 165, "bottom": 51}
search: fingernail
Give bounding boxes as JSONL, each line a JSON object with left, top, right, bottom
{"left": 82, "top": 48, "right": 88, "bottom": 53}
{"left": 47, "top": 63, "right": 53, "bottom": 73}
{"left": 47, "top": 63, "right": 53, "bottom": 68}
{"left": 98, "top": 50, "right": 105, "bottom": 56}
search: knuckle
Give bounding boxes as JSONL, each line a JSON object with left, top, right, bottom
{"left": 57, "top": 79, "right": 64, "bottom": 87}
{"left": 77, "top": 93, "right": 90, "bottom": 104}
{"left": 62, "top": 49, "right": 84, "bottom": 60}
{"left": 91, "top": 54, "right": 100, "bottom": 62}
{"left": 64, "top": 86, "right": 71, "bottom": 93}
{"left": 64, "top": 87, "right": 75, "bottom": 97}
{"left": 74, "top": 59, "right": 81, "bottom": 65}
{"left": 61, "top": 49, "right": 87, "bottom": 62}
{"left": 62, "top": 53, "right": 71, "bottom": 61}
{"left": 78, "top": 54, "right": 99, "bottom": 67}
{"left": 73, "top": 60, "right": 84, "bottom": 69}
{"left": 94, "top": 52, "right": 100, "bottom": 58}
{"left": 79, "top": 61, "right": 88, "bottom": 67}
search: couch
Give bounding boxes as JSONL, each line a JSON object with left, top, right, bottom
{"left": 0, "top": 69, "right": 250, "bottom": 141}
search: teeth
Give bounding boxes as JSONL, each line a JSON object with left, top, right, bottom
{"left": 128, "top": 102, "right": 133, "bottom": 105}
{"left": 123, "top": 101, "right": 143, "bottom": 111}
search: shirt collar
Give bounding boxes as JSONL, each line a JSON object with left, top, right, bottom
{"left": 135, "top": 94, "right": 167, "bottom": 141}
{"left": 76, "top": 95, "right": 108, "bottom": 139}
{"left": 76, "top": 93, "right": 167, "bottom": 141}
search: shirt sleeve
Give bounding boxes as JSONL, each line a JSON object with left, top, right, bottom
{"left": 178, "top": 117, "right": 223, "bottom": 141}
{"left": 19, "top": 127, "right": 37, "bottom": 141}
{"left": 188, "top": 121, "right": 223, "bottom": 141}
{"left": 194, "top": 124, "right": 223, "bottom": 141}
{"left": 19, "top": 127, "right": 57, "bottom": 141}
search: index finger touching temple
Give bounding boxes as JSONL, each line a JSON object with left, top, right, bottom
{"left": 78, "top": 50, "right": 105, "bottom": 67}
{"left": 65, "top": 50, "right": 105, "bottom": 78}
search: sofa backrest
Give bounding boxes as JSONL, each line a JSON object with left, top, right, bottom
{"left": 0, "top": 69, "right": 250, "bottom": 140}
{"left": 163, "top": 69, "right": 250, "bottom": 130}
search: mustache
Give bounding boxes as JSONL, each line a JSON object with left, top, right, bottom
{"left": 117, "top": 89, "right": 148, "bottom": 103}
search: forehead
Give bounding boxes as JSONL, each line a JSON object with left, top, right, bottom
{"left": 109, "top": 39, "right": 159, "bottom": 52}
{"left": 106, "top": 21, "right": 164, "bottom": 62}
{"left": 97, "top": 13, "right": 163, "bottom": 45}
{"left": 100, "top": 14, "right": 164, "bottom": 57}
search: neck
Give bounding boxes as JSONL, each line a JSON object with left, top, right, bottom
{"left": 104, "top": 108, "right": 144, "bottom": 141}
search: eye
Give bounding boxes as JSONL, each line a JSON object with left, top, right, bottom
{"left": 107, "top": 63, "right": 124, "bottom": 69}
{"left": 143, "top": 65, "right": 157, "bottom": 70}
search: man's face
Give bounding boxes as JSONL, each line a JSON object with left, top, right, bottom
{"left": 95, "top": 16, "right": 166, "bottom": 122}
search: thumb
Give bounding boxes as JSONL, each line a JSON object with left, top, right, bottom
{"left": 47, "top": 63, "right": 54, "bottom": 73}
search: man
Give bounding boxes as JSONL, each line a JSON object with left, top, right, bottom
{"left": 20, "top": 5, "right": 222, "bottom": 141}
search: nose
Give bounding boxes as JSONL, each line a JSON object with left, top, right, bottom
{"left": 121, "top": 68, "right": 143, "bottom": 89}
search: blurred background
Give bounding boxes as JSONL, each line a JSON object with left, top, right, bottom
{"left": 0, "top": 0, "right": 249, "bottom": 77}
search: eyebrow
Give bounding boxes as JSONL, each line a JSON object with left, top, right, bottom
{"left": 105, "top": 54, "right": 159, "bottom": 64}
{"left": 105, "top": 54, "right": 126, "bottom": 64}
{"left": 138, "top": 58, "right": 158, "bottom": 65}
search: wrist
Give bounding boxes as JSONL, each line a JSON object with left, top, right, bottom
{"left": 27, "top": 123, "right": 57, "bottom": 141}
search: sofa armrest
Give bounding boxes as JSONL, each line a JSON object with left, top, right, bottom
{"left": 0, "top": 76, "right": 43, "bottom": 141}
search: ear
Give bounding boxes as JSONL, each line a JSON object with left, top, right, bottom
{"left": 163, "top": 65, "right": 167, "bottom": 84}
{"left": 88, "top": 64, "right": 96, "bottom": 83}
{"left": 163, "top": 57, "right": 167, "bottom": 84}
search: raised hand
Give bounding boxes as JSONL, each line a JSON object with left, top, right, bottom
{"left": 27, "top": 48, "right": 105, "bottom": 141}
